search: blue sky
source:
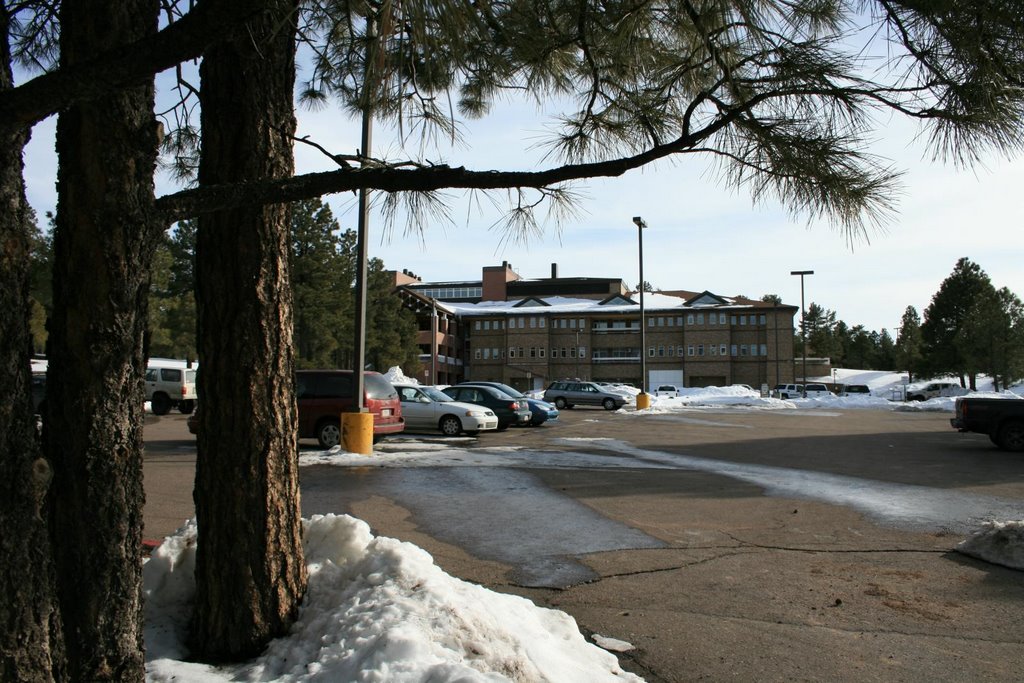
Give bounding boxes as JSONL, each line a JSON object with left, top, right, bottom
{"left": 21, "top": 69, "right": 1024, "bottom": 338}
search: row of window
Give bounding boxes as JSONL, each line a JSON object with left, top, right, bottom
{"left": 473, "top": 343, "right": 770, "bottom": 360}
{"left": 474, "top": 346, "right": 588, "bottom": 360}
{"left": 417, "top": 286, "right": 482, "bottom": 299}
{"left": 473, "top": 313, "right": 770, "bottom": 331}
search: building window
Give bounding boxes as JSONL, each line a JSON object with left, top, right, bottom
{"left": 719, "top": 313, "right": 727, "bottom": 324}
{"left": 551, "top": 348, "right": 558, "bottom": 358}
{"left": 579, "top": 346, "right": 587, "bottom": 358}
{"left": 530, "top": 317, "right": 536, "bottom": 328}
{"left": 709, "top": 314, "right": 716, "bottom": 326}
{"left": 730, "top": 315, "right": 737, "bottom": 325}
{"left": 677, "top": 345, "right": 684, "bottom": 356}
{"left": 740, "top": 315, "right": 747, "bottom": 325}
{"left": 760, "top": 344, "right": 768, "bottom": 356}
{"left": 759, "top": 314, "right": 766, "bottom": 325}
{"left": 561, "top": 347, "right": 567, "bottom": 358}
{"left": 698, "top": 344, "right": 704, "bottom": 356}
{"left": 687, "top": 345, "right": 695, "bottom": 356}
{"left": 676, "top": 316, "right": 683, "bottom": 326}
{"left": 730, "top": 344, "right": 737, "bottom": 356}
{"left": 517, "top": 347, "right": 523, "bottom": 358}
{"left": 697, "top": 313, "right": 704, "bottom": 324}
{"left": 686, "top": 314, "right": 694, "bottom": 325}
{"left": 657, "top": 317, "right": 665, "bottom": 327}
{"left": 474, "top": 321, "right": 481, "bottom": 330}
{"left": 530, "top": 347, "right": 536, "bottom": 358}
{"left": 668, "top": 345, "right": 675, "bottom": 357}
{"left": 519, "top": 318, "right": 526, "bottom": 329}
{"left": 710, "top": 344, "right": 718, "bottom": 356}
{"left": 649, "top": 317, "right": 655, "bottom": 327}
{"left": 539, "top": 347, "right": 546, "bottom": 358}
{"left": 579, "top": 318, "right": 585, "bottom": 329}
{"left": 570, "top": 347, "right": 577, "bottom": 358}
{"left": 540, "top": 318, "right": 546, "bottom": 328}
{"left": 658, "top": 345, "right": 665, "bottom": 357}
{"left": 740, "top": 344, "right": 748, "bottom": 356}
{"left": 570, "top": 319, "right": 577, "bottom": 329}
{"left": 720, "top": 344, "right": 727, "bottom": 355}
{"left": 474, "top": 349, "right": 481, "bottom": 359}
{"left": 508, "top": 347, "right": 516, "bottom": 358}
{"left": 483, "top": 348, "right": 490, "bottom": 359}
{"left": 648, "top": 346, "right": 656, "bottom": 357}
{"left": 560, "top": 319, "right": 567, "bottom": 329}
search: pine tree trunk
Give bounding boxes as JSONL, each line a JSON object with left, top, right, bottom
{"left": 190, "top": 0, "right": 306, "bottom": 660}
{"left": 0, "top": 8, "right": 66, "bottom": 678}
{"left": 46, "top": 1, "right": 159, "bottom": 679}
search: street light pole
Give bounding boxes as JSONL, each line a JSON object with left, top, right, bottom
{"left": 790, "top": 270, "right": 814, "bottom": 398}
{"left": 633, "top": 217, "right": 648, "bottom": 407}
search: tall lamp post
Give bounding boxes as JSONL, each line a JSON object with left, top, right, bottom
{"left": 790, "top": 270, "right": 814, "bottom": 398}
{"left": 633, "top": 216, "right": 649, "bottom": 408}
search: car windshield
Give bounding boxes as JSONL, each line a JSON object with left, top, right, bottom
{"left": 421, "top": 387, "right": 452, "bottom": 402}
{"left": 491, "top": 383, "right": 524, "bottom": 398}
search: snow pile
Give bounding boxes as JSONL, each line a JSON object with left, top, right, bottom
{"left": 644, "top": 385, "right": 780, "bottom": 410}
{"left": 956, "top": 520, "right": 1024, "bottom": 571}
{"left": 383, "top": 366, "right": 418, "bottom": 385}
{"left": 144, "top": 514, "right": 642, "bottom": 682}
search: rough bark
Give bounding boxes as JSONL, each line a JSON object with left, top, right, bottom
{"left": 190, "top": 0, "right": 306, "bottom": 660}
{"left": 46, "top": 1, "right": 160, "bottom": 680}
{"left": 0, "top": 8, "right": 66, "bottom": 680}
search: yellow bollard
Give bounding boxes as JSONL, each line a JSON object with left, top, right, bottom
{"left": 341, "top": 412, "right": 374, "bottom": 455}
{"left": 636, "top": 393, "right": 651, "bottom": 410}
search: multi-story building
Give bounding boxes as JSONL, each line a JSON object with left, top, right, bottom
{"left": 392, "top": 262, "right": 799, "bottom": 392}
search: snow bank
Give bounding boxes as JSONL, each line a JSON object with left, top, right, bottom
{"left": 383, "top": 366, "right": 417, "bottom": 385}
{"left": 956, "top": 520, "right": 1024, "bottom": 571}
{"left": 144, "top": 515, "right": 642, "bottom": 682}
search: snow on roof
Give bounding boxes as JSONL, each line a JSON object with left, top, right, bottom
{"left": 441, "top": 292, "right": 760, "bottom": 316}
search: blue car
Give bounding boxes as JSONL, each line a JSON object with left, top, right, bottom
{"left": 457, "top": 382, "right": 559, "bottom": 426}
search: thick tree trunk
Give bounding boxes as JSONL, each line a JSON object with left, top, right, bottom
{"left": 47, "top": 1, "right": 159, "bottom": 680}
{"left": 0, "top": 9, "right": 66, "bottom": 679}
{"left": 190, "top": 0, "right": 306, "bottom": 661}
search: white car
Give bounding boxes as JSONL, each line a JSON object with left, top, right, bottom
{"left": 654, "top": 384, "right": 682, "bottom": 397}
{"left": 393, "top": 384, "right": 498, "bottom": 436}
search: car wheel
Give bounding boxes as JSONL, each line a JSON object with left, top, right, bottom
{"left": 602, "top": 398, "right": 616, "bottom": 410}
{"left": 439, "top": 415, "right": 462, "bottom": 436}
{"left": 178, "top": 399, "right": 195, "bottom": 415}
{"left": 151, "top": 393, "right": 171, "bottom": 416}
{"left": 316, "top": 419, "right": 341, "bottom": 449}
{"left": 997, "top": 421, "right": 1024, "bottom": 452}
{"left": 554, "top": 397, "right": 567, "bottom": 409}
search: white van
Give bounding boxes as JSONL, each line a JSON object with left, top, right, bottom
{"left": 145, "top": 359, "right": 198, "bottom": 415}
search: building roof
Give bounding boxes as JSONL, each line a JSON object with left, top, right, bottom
{"left": 436, "top": 292, "right": 796, "bottom": 316}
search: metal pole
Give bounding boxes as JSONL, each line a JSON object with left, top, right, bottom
{"left": 633, "top": 217, "right": 647, "bottom": 394}
{"left": 352, "top": 15, "right": 377, "bottom": 411}
{"left": 790, "top": 270, "right": 813, "bottom": 397}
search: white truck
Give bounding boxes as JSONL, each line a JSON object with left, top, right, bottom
{"left": 145, "top": 359, "right": 198, "bottom": 415}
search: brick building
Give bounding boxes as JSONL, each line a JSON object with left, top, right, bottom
{"left": 393, "top": 262, "right": 799, "bottom": 392}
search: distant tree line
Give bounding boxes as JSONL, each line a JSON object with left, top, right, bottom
{"left": 794, "top": 258, "right": 1024, "bottom": 390}
{"left": 30, "top": 198, "right": 422, "bottom": 374}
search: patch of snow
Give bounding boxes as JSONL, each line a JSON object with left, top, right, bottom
{"left": 592, "top": 635, "right": 635, "bottom": 653}
{"left": 144, "top": 515, "right": 643, "bottom": 682}
{"left": 956, "top": 520, "right": 1024, "bottom": 571}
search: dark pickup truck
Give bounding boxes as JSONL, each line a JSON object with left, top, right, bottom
{"left": 951, "top": 396, "right": 1024, "bottom": 452}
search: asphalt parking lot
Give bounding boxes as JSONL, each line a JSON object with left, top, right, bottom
{"left": 143, "top": 405, "right": 1024, "bottom": 682}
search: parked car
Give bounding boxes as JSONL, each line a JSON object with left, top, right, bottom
{"left": 297, "top": 370, "right": 404, "bottom": 448}
{"left": 654, "top": 384, "right": 682, "bottom": 397}
{"left": 543, "top": 380, "right": 633, "bottom": 410}
{"left": 951, "top": 395, "right": 1024, "bottom": 452}
{"left": 441, "top": 385, "right": 532, "bottom": 430}
{"left": 457, "top": 381, "right": 560, "bottom": 426}
{"left": 906, "top": 381, "right": 961, "bottom": 402}
{"left": 772, "top": 383, "right": 832, "bottom": 398}
{"left": 772, "top": 383, "right": 802, "bottom": 399}
{"left": 393, "top": 383, "right": 498, "bottom": 436}
{"left": 145, "top": 360, "right": 198, "bottom": 416}
{"left": 839, "top": 384, "right": 871, "bottom": 397}
{"left": 803, "top": 383, "right": 834, "bottom": 398}
{"left": 187, "top": 371, "right": 405, "bottom": 448}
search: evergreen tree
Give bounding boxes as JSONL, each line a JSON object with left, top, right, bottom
{"left": 877, "top": 328, "right": 896, "bottom": 370}
{"left": 992, "top": 288, "right": 1024, "bottom": 390}
{"left": 365, "top": 257, "right": 420, "bottom": 374}
{"left": 895, "top": 306, "right": 924, "bottom": 382}
{"left": 290, "top": 198, "right": 355, "bottom": 368}
{"left": 803, "top": 302, "right": 839, "bottom": 360}
{"left": 921, "top": 258, "right": 995, "bottom": 388}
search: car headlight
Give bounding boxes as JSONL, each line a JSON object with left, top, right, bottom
{"left": 466, "top": 410, "right": 488, "bottom": 417}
